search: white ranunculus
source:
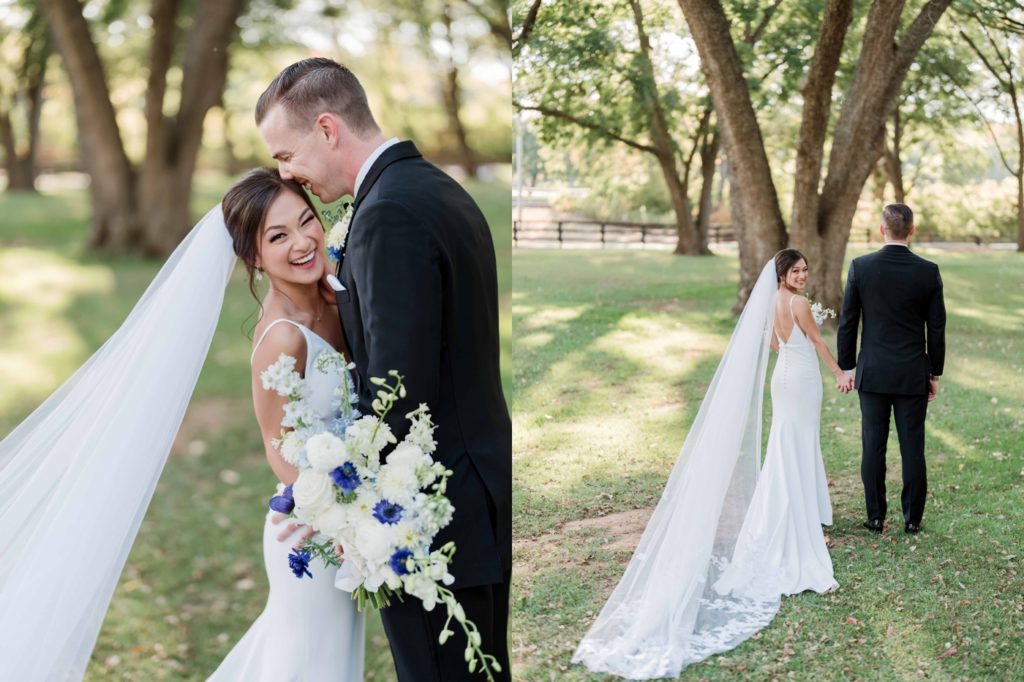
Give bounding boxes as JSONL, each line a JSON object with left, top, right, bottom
{"left": 387, "top": 442, "right": 426, "bottom": 468}
{"left": 292, "top": 470, "right": 335, "bottom": 515}
{"left": 355, "top": 518, "right": 397, "bottom": 564}
{"left": 306, "top": 432, "right": 350, "bottom": 472}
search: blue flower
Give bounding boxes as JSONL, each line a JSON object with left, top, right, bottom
{"left": 288, "top": 549, "right": 313, "bottom": 579}
{"left": 389, "top": 548, "right": 414, "bottom": 576}
{"left": 373, "top": 499, "right": 404, "bottom": 525}
{"left": 327, "top": 246, "right": 342, "bottom": 261}
{"left": 268, "top": 484, "right": 294, "bottom": 514}
{"left": 327, "top": 417, "right": 351, "bottom": 438}
{"left": 330, "top": 462, "right": 362, "bottom": 496}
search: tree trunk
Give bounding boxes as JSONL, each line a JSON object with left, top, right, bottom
{"left": 695, "top": 130, "right": 719, "bottom": 253}
{"left": 883, "top": 108, "right": 906, "bottom": 202}
{"left": 41, "top": 0, "right": 142, "bottom": 249}
{"left": 789, "top": 0, "right": 855, "bottom": 273}
{"left": 805, "top": 0, "right": 951, "bottom": 311}
{"left": 41, "top": 0, "right": 245, "bottom": 254}
{"left": 652, "top": 151, "right": 698, "bottom": 255}
{"left": 676, "top": 0, "right": 787, "bottom": 306}
{"left": 441, "top": 2, "right": 478, "bottom": 178}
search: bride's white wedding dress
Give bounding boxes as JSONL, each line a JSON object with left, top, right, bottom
{"left": 713, "top": 297, "right": 837, "bottom": 599}
{"left": 210, "top": 318, "right": 365, "bottom": 681}
{"left": 573, "top": 262, "right": 837, "bottom": 680}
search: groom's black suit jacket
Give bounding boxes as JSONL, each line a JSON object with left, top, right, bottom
{"left": 335, "top": 141, "right": 511, "bottom": 588}
{"left": 837, "top": 244, "right": 946, "bottom": 395}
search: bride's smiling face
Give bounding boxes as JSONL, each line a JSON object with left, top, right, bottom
{"left": 783, "top": 259, "right": 809, "bottom": 291}
{"left": 256, "top": 189, "right": 326, "bottom": 286}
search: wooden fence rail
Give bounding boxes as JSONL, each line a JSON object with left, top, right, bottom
{"left": 512, "top": 219, "right": 735, "bottom": 248}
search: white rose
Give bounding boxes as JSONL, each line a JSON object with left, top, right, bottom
{"left": 314, "top": 503, "right": 349, "bottom": 538}
{"left": 355, "top": 519, "right": 398, "bottom": 564}
{"left": 306, "top": 433, "right": 350, "bottom": 472}
{"left": 292, "top": 470, "right": 335, "bottom": 515}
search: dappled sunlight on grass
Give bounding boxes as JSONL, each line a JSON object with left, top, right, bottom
{"left": 512, "top": 248, "right": 1024, "bottom": 681}
{"left": 0, "top": 248, "right": 116, "bottom": 414}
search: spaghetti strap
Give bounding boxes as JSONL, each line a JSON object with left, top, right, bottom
{"left": 250, "top": 318, "right": 307, "bottom": 364}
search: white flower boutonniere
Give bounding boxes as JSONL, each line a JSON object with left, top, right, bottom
{"left": 326, "top": 204, "right": 354, "bottom": 263}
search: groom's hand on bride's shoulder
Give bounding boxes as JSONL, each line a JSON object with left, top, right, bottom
{"left": 271, "top": 513, "right": 316, "bottom": 547}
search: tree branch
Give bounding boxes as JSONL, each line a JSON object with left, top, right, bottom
{"left": 744, "top": 0, "right": 784, "bottom": 46}
{"left": 514, "top": 101, "right": 660, "bottom": 154}
{"left": 513, "top": 0, "right": 543, "bottom": 57}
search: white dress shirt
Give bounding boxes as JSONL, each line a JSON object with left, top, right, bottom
{"left": 354, "top": 137, "right": 400, "bottom": 198}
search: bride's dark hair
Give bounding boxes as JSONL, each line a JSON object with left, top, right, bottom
{"left": 222, "top": 167, "right": 318, "bottom": 304}
{"left": 773, "top": 249, "right": 806, "bottom": 283}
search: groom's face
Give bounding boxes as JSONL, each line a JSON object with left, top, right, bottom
{"left": 260, "top": 105, "right": 348, "bottom": 203}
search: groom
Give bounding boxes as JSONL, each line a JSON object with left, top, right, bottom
{"left": 837, "top": 203, "right": 946, "bottom": 535}
{"left": 256, "top": 59, "right": 512, "bottom": 680}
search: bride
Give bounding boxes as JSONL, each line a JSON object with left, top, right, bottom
{"left": 573, "top": 250, "right": 853, "bottom": 679}
{"left": 0, "top": 169, "right": 363, "bottom": 679}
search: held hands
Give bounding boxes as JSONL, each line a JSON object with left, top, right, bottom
{"left": 271, "top": 512, "right": 316, "bottom": 548}
{"left": 834, "top": 372, "right": 855, "bottom": 393}
{"left": 928, "top": 377, "right": 940, "bottom": 402}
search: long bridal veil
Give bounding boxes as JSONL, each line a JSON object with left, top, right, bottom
{"left": 573, "top": 261, "right": 780, "bottom": 679}
{"left": 0, "top": 207, "right": 235, "bottom": 680}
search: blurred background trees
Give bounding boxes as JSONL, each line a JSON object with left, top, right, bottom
{"left": 0, "top": 0, "right": 511, "bottom": 254}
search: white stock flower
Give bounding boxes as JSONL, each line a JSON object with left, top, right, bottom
{"left": 260, "top": 354, "right": 301, "bottom": 396}
{"left": 346, "top": 416, "right": 396, "bottom": 460}
{"left": 306, "top": 433, "right": 350, "bottom": 472}
{"left": 292, "top": 470, "right": 336, "bottom": 515}
{"left": 277, "top": 430, "right": 302, "bottom": 466}
{"left": 282, "top": 400, "right": 320, "bottom": 429}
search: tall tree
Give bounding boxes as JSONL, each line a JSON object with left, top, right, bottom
{"left": 0, "top": 4, "right": 50, "bottom": 192}
{"left": 39, "top": 0, "right": 247, "bottom": 255}
{"left": 678, "top": 0, "right": 953, "bottom": 310}
{"left": 515, "top": 0, "right": 714, "bottom": 254}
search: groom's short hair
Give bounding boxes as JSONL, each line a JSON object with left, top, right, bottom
{"left": 256, "top": 58, "right": 379, "bottom": 135}
{"left": 882, "top": 204, "right": 914, "bottom": 239}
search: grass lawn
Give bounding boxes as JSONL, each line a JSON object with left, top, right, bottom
{"left": 0, "top": 168, "right": 510, "bottom": 681}
{"left": 511, "top": 248, "right": 1023, "bottom": 681}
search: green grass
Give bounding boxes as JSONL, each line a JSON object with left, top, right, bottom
{"left": 0, "top": 169, "right": 510, "bottom": 681}
{"left": 511, "top": 248, "right": 1024, "bottom": 681}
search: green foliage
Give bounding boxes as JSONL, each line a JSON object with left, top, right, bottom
{"left": 512, "top": 247, "right": 1024, "bottom": 680}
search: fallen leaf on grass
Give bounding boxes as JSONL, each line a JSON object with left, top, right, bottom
{"left": 844, "top": 615, "right": 862, "bottom": 625}
{"left": 937, "top": 646, "right": 958, "bottom": 659}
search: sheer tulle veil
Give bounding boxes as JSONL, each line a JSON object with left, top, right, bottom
{"left": 0, "top": 207, "right": 235, "bottom": 680}
{"left": 573, "top": 260, "right": 782, "bottom": 679}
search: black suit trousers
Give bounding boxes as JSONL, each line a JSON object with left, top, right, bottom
{"left": 858, "top": 390, "right": 929, "bottom": 525}
{"left": 379, "top": 569, "right": 512, "bottom": 682}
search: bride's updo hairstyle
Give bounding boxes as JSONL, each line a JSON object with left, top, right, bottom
{"left": 222, "top": 167, "right": 317, "bottom": 303}
{"left": 774, "top": 248, "right": 807, "bottom": 284}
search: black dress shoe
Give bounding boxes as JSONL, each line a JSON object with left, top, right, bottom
{"left": 863, "top": 519, "right": 884, "bottom": 533}
{"left": 905, "top": 522, "right": 921, "bottom": 534}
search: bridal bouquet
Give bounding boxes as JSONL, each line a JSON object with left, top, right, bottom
{"left": 260, "top": 353, "right": 501, "bottom": 679}
{"left": 809, "top": 300, "right": 836, "bottom": 326}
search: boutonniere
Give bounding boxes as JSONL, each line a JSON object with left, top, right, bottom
{"left": 326, "top": 203, "right": 354, "bottom": 263}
